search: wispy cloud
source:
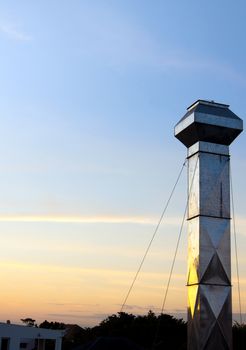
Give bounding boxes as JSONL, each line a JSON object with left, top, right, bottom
{"left": 0, "top": 214, "right": 180, "bottom": 225}
{"left": 0, "top": 22, "right": 32, "bottom": 41}
{"left": 47, "top": 312, "right": 110, "bottom": 325}
{"left": 71, "top": 5, "right": 246, "bottom": 86}
{"left": 0, "top": 260, "right": 185, "bottom": 281}
{"left": 0, "top": 213, "right": 245, "bottom": 233}
{"left": 75, "top": 5, "right": 246, "bottom": 86}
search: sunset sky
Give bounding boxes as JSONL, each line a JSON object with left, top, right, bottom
{"left": 0, "top": 0, "right": 246, "bottom": 327}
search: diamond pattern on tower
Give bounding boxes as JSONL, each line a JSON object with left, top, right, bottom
{"left": 187, "top": 217, "right": 200, "bottom": 285}
{"left": 216, "top": 228, "right": 231, "bottom": 281}
{"left": 188, "top": 285, "right": 232, "bottom": 350}
{"left": 217, "top": 290, "right": 232, "bottom": 348}
{"left": 199, "top": 217, "right": 231, "bottom": 283}
{"left": 201, "top": 285, "right": 230, "bottom": 319}
{"left": 200, "top": 253, "right": 230, "bottom": 285}
{"left": 188, "top": 285, "right": 201, "bottom": 350}
{"left": 188, "top": 285, "right": 199, "bottom": 318}
{"left": 201, "top": 217, "right": 229, "bottom": 249}
{"left": 204, "top": 323, "right": 230, "bottom": 350}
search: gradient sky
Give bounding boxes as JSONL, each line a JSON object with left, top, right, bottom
{"left": 0, "top": 0, "right": 246, "bottom": 327}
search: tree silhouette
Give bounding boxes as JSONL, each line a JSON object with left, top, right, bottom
{"left": 86, "top": 311, "right": 186, "bottom": 349}
{"left": 233, "top": 322, "right": 246, "bottom": 350}
{"left": 36, "top": 312, "right": 246, "bottom": 349}
{"left": 20, "top": 318, "right": 36, "bottom": 327}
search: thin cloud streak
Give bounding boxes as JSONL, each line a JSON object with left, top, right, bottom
{"left": 0, "top": 213, "right": 245, "bottom": 230}
{"left": 0, "top": 214, "right": 180, "bottom": 226}
{"left": 0, "top": 260, "right": 185, "bottom": 281}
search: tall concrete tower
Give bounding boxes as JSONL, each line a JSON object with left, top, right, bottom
{"left": 175, "top": 100, "right": 243, "bottom": 349}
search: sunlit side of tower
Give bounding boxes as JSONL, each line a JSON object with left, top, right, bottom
{"left": 175, "top": 100, "right": 243, "bottom": 349}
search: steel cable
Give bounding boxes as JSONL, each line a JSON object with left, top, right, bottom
{"left": 120, "top": 158, "right": 187, "bottom": 312}
{"left": 230, "top": 163, "right": 243, "bottom": 324}
{"left": 151, "top": 154, "right": 199, "bottom": 350}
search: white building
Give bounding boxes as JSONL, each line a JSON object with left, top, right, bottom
{"left": 0, "top": 323, "right": 63, "bottom": 350}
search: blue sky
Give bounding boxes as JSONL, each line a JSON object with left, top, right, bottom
{"left": 0, "top": 0, "right": 245, "bottom": 326}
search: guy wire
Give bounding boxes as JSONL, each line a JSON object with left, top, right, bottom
{"left": 120, "top": 158, "right": 187, "bottom": 312}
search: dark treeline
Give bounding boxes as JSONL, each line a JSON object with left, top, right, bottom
{"left": 38, "top": 311, "right": 246, "bottom": 350}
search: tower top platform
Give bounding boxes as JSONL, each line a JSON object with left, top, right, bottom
{"left": 175, "top": 99, "right": 243, "bottom": 147}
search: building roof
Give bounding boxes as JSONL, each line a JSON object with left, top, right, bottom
{"left": 0, "top": 323, "right": 64, "bottom": 339}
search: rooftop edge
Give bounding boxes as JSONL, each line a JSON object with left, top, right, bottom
{"left": 187, "top": 99, "right": 230, "bottom": 111}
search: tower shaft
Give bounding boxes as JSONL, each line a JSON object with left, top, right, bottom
{"left": 187, "top": 142, "right": 231, "bottom": 349}
{"left": 174, "top": 100, "right": 243, "bottom": 350}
